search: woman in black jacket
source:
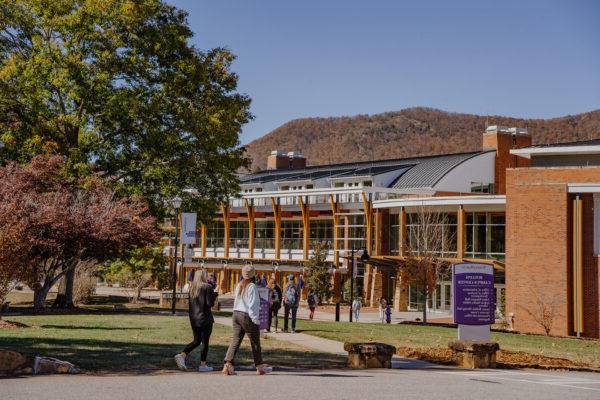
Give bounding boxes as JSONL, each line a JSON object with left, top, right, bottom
{"left": 174, "top": 269, "right": 217, "bottom": 372}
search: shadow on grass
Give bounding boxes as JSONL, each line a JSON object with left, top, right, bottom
{"left": 1, "top": 337, "right": 346, "bottom": 373}
{"left": 39, "top": 325, "right": 154, "bottom": 331}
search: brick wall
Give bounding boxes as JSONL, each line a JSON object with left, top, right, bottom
{"left": 506, "top": 167, "right": 600, "bottom": 337}
{"left": 483, "top": 132, "right": 531, "bottom": 195}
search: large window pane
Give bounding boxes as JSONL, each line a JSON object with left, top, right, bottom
{"left": 281, "top": 220, "right": 303, "bottom": 250}
{"left": 206, "top": 220, "right": 225, "bottom": 248}
{"left": 255, "top": 220, "right": 274, "bottom": 249}
{"left": 309, "top": 219, "right": 333, "bottom": 248}
{"left": 465, "top": 212, "right": 505, "bottom": 260}
{"left": 229, "top": 220, "right": 249, "bottom": 249}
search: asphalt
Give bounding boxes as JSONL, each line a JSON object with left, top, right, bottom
{"left": 3, "top": 366, "right": 600, "bottom": 400}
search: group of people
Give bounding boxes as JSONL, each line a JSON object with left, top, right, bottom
{"left": 174, "top": 267, "right": 310, "bottom": 375}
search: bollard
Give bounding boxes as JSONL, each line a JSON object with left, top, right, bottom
{"left": 335, "top": 302, "right": 340, "bottom": 322}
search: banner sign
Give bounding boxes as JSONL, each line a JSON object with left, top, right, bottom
{"left": 184, "top": 247, "right": 194, "bottom": 264}
{"left": 181, "top": 213, "right": 197, "bottom": 245}
{"left": 453, "top": 263, "right": 495, "bottom": 325}
{"left": 258, "top": 287, "right": 270, "bottom": 330}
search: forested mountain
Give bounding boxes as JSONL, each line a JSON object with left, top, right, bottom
{"left": 244, "top": 107, "right": 600, "bottom": 170}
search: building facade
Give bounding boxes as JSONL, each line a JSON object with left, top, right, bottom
{"left": 167, "top": 128, "right": 600, "bottom": 338}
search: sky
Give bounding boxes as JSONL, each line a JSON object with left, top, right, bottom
{"left": 169, "top": 0, "right": 600, "bottom": 144}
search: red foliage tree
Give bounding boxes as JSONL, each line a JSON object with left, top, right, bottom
{"left": 0, "top": 156, "right": 159, "bottom": 309}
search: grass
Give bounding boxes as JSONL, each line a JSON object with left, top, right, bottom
{"left": 294, "top": 320, "right": 600, "bottom": 368}
{"left": 0, "top": 314, "right": 345, "bottom": 372}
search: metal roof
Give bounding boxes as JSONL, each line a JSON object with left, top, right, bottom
{"left": 240, "top": 150, "right": 492, "bottom": 189}
{"left": 521, "top": 138, "right": 600, "bottom": 149}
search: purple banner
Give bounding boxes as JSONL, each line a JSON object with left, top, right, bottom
{"left": 452, "top": 263, "right": 495, "bottom": 325}
{"left": 258, "top": 288, "right": 270, "bottom": 330}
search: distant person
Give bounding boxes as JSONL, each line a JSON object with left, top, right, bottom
{"left": 352, "top": 298, "right": 362, "bottom": 322}
{"left": 307, "top": 290, "right": 318, "bottom": 320}
{"left": 222, "top": 265, "right": 272, "bottom": 375}
{"left": 283, "top": 275, "right": 300, "bottom": 333}
{"left": 385, "top": 303, "right": 392, "bottom": 324}
{"left": 174, "top": 269, "right": 217, "bottom": 372}
{"left": 378, "top": 298, "right": 387, "bottom": 323}
{"left": 267, "top": 279, "right": 282, "bottom": 332}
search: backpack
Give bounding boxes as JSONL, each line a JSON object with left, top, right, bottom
{"left": 284, "top": 284, "right": 298, "bottom": 307}
{"left": 308, "top": 293, "right": 317, "bottom": 306}
{"left": 270, "top": 288, "right": 280, "bottom": 304}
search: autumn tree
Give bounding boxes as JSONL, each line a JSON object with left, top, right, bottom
{"left": 0, "top": 0, "right": 251, "bottom": 220}
{"left": 399, "top": 207, "right": 454, "bottom": 324}
{"left": 0, "top": 156, "right": 159, "bottom": 309}
{"left": 305, "top": 242, "right": 332, "bottom": 304}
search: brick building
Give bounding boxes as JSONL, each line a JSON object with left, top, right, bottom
{"left": 166, "top": 129, "right": 600, "bottom": 338}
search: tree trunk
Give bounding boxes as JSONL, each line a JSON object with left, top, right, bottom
{"left": 34, "top": 286, "right": 51, "bottom": 309}
{"left": 422, "top": 267, "right": 428, "bottom": 325}
{"left": 53, "top": 269, "right": 75, "bottom": 308}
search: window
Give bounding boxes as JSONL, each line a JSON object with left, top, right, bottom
{"left": 388, "top": 213, "right": 400, "bottom": 255}
{"left": 362, "top": 181, "right": 372, "bottom": 187}
{"left": 406, "top": 213, "right": 457, "bottom": 257}
{"left": 465, "top": 212, "right": 505, "bottom": 261}
{"left": 336, "top": 214, "right": 367, "bottom": 251}
{"left": 281, "top": 220, "right": 303, "bottom": 250}
{"left": 255, "top": 220, "right": 274, "bottom": 249}
{"left": 309, "top": 219, "right": 333, "bottom": 247}
{"left": 471, "top": 182, "right": 494, "bottom": 194}
{"left": 206, "top": 220, "right": 225, "bottom": 248}
{"left": 334, "top": 182, "right": 344, "bottom": 188}
{"left": 229, "top": 220, "right": 249, "bottom": 249}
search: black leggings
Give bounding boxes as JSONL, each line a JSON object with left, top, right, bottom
{"left": 183, "top": 324, "right": 213, "bottom": 362}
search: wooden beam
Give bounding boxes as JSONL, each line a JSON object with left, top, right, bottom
{"left": 271, "top": 197, "right": 281, "bottom": 260}
{"left": 299, "top": 196, "right": 310, "bottom": 261}
{"left": 329, "top": 194, "right": 339, "bottom": 267}
{"left": 457, "top": 205, "right": 465, "bottom": 259}
{"left": 244, "top": 199, "right": 255, "bottom": 259}
{"left": 220, "top": 204, "right": 230, "bottom": 258}
{"left": 201, "top": 223, "right": 207, "bottom": 257}
{"left": 362, "top": 192, "right": 373, "bottom": 254}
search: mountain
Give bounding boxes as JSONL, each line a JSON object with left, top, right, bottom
{"left": 243, "top": 107, "right": 600, "bottom": 171}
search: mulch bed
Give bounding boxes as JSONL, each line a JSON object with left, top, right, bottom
{"left": 0, "top": 320, "right": 29, "bottom": 329}
{"left": 396, "top": 346, "right": 600, "bottom": 372}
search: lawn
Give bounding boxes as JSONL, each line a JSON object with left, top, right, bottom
{"left": 294, "top": 320, "right": 600, "bottom": 368}
{"left": 0, "top": 314, "right": 345, "bottom": 372}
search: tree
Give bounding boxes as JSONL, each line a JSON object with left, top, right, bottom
{"left": 305, "top": 241, "right": 332, "bottom": 304}
{"left": 101, "top": 245, "right": 168, "bottom": 302}
{"left": 521, "top": 290, "right": 560, "bottom": 336}
{"left": 0, "top": 0, "right": 251, "bottom": 220}
{"left": 399, "top": 207, "right": 454, "bottom": 324}
{"left": 0, "top": 155, "right": 159, "bottom": 308}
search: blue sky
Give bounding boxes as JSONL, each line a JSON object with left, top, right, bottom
{"left": 169, "top": 0, "right": 600, "bottom": 144}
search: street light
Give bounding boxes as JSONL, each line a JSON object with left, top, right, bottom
{"left": 169, "top": 196, "right": 182, "bottom": 315}
{"left": 349, "top": 247, "right": 370, "bottom": 322}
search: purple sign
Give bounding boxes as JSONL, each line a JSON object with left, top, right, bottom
{"left": 258, "top": 288, "right": 270, "bottom": 330}
{"left": 452, "top": 263, "right": 495, "bottom": 325}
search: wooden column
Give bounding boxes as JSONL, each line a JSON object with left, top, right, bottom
{"left": 399, "top": 207, "right": 407, "bottom": 257}
{"left": 329, "top": 194, "right": 339, "bottom": 267}
{"left": 271, "top": 197, "right": 281, "bottom": 260}
{"left": 457, "top": 205, "right": 465, "bottom": 259}
{"left": 362, "top": 192, "right": 373, "bottom": 255}
{"left": 245, "top": 199, "right": 255, "bottom": 259}
{"left": 201, "top": 223, "right": 207, "bottom": 257}
{"left": 299, "top": 196, "right": 310, "bottom": 260}
{"left": 220, "top": 204, "right": 230, "bottom": 258}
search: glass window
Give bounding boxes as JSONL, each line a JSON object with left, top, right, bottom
{"left": 336, "top": 214, "right": 367, "bottom": 251}
{"left": 206, "top": 220, "right": 225, "bottom": 248}
{"left": 309, "top": 219, "right": 333, "bottom": 247}
{"left": 388, "top": 213, "right": 400, "bottom": 255}
{"left": 229, "top": 220, "right": 249, "bottom": 249}
{"left": 465, "top": 212, "right": 505, "bottom": 261}
{"left": 281, "top": 220, "right": 303, "bottom": 250}
{"left": 255, "top": 220, "right": 274, "bottom": 249}
{"left": 406, "top": 212, "right": 457, "bottom": 257}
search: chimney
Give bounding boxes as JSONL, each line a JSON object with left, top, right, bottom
{"left": 267, "top": 150, "right": 306, "bottom": 170}
{"left": 483, "top": 126, "right": 532, "bottom": 194}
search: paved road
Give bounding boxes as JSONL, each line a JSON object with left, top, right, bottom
{"left": 3, "top": 366, "right": 600, "bottom": 400}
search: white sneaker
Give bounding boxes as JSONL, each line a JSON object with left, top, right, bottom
{"left": 198, "top": 365, "right": 213, "bottom": 372}
{"left": 174, "top": 354, "right": 186, "bottom": 370}
{"left": 291, "top": 330, "right": 296, "bottom": 333}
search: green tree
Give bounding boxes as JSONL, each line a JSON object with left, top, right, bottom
{"left": 305, "top": 241, "right": 332, "bottom": 304}
{"left": 101, "top": 245, "right": 168, "bottom": 303}
{"left": 0, "top": 0, "right": 251, "bottom": 220}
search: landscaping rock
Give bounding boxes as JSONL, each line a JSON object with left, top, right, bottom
{"left": 344, "top": 342, "right": 395, "bottom": 369}
{"left": 33, "top": 356, "right": 81, "bottom": 375}
{"left": 449, "top": 340, "right": 500, "bottom": 369}
{"left": 0, "top": 350, "right": 29, "bottom": 373}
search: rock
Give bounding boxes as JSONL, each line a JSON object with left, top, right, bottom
{"left": 0, "top": 350, "right": 28, "bottom": 372}
{"left": 449, "top": 340, "right": 500, "bottom": 369}
{"left": 344, "top": 342, "right": 396, "bottom": 369}
{"left": 33, "top": 356, "right": 81, "bottom": 375}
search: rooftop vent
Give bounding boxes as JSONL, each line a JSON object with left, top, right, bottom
{"left": 486, "top": 125, "right": 528, "bottom": 135}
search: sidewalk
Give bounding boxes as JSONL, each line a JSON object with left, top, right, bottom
{"left": 213, "top": 315, "right": 434, "bottom": 369}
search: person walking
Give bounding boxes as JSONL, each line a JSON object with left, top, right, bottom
{"left": 378, "top": 298, "right": 387, "bottom": 323}
{"left": 174, "top": 269, "right": 217, "bottom": 372}
{"left": 283, "top": 275, "right": 300, "bottom": 333}
{"left": 267, "top": 279, "right": 282, "bottom": 332}
{"left": 307, "top": 290, "right": 317, "bottom": 320}
{"left": 222, "top": 265, "right": 272, "bottom": 376}
{"left": 352, "top": 297, "right": 362, "bottom": 322}
{"left": 385, "top": 303, "right": 392, "bottom": 324}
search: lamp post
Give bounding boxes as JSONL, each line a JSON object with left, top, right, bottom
{"left": 349, "top": 247, "right": 370, "bottom": 322}
{"left": 170, "top": 196, "right": 182, "bottom": 315}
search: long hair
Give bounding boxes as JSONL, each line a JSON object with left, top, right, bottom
{"left": 237, "top": 277, "right": 254, "bottom": 297}
{"left": 190, "top": 269, "right": 208, "bottom": 299}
